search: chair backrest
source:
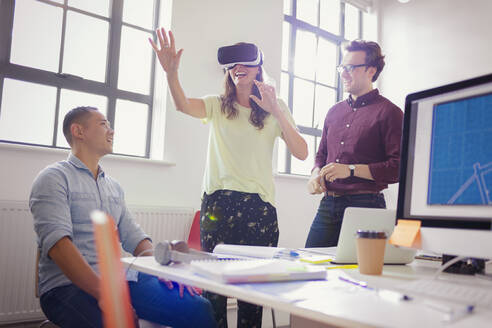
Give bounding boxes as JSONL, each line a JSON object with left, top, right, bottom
{"left": 187, "top": 211, "right": 201, "bottom": 251}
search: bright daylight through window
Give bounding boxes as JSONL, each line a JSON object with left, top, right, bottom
{"left": 279, "top": 0, "right": 376, "bottom": 175}
{"left": 0, "top": 0, "right": 161, "bottom": 157}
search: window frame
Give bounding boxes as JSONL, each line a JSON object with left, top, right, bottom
{"left": 281, "top": 0, "right": 364, "bottom": 175}
{"left": 0, "top": 0, "right": 162, "bottom": 158}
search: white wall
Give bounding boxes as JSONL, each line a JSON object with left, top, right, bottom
{"left": 0, "top": 0, "right": 320, "bottom": 248}
{"left": 377, "top": 0, "right": 492, "bottom": 109}
{"left": 374, "top": 0, "right": 492, "bottom": 209}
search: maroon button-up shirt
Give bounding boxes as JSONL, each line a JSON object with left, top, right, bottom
{"left": 314, "top": 89, "right": 403, "bottom": 193}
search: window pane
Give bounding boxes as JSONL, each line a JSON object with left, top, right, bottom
{"left": 281, "top": 22, "right": 290, "bottom": 71}
{"left": 63, "top": 11, "right": 109, "bottom": 82}
{"left": 297, "top": 0, "right": 318, "bottom": 26}
{"left": 314, "top": 84, "right": 336, "bottom": 129}
{"left": 68, "top": 0, "right": 110, "bottom": 17}
{"left": 118, "top": 26, "right": 153, "bottom": 94}
{"left": 113, "top": 100, "right": 148, "bottom": 156}
{"left": 292, "top": 78, "right": 314, "bottom": 127}
{"left": 280, "top": 72, "right": 290, "bottom": 105}
{"left": 283, "top": 0, "right": 292, "bottom": 15}
{"left": 316, "top": 38, "right": 337, "bottom": 86}
{"left": 10, "top": 0, "right": 62, "bottom": 72}
{"left": 320, "top": 0, "right": 340, "bottom": 35}
{"left": 0, "top": 79, "right": 56, "bottom": 145}
{"left": 291, "top": 134, "right": 315, "bottom": 175}
{"left": 344, "top": 3, "right": 360, "bottom": 41}
{"left": 56, "top": 90, "right": 108, "bottom": 148}
{"left": 363, "top": 11, "right": 378, "bottom": 41}
{"left": 277, "top": 139, "right": 287, "bottom": 173}
{"left": 294, "top": 29, "right": 317, "bottom": 80}
{"left": 123, "top": 0, "right": 155, "bottom": 29}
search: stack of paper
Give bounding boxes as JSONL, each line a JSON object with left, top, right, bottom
{"left": 190, "top": 258, "right": 327, "bottom": 283}
{"left": 213, "top": 244, "right": 287, "bottom": 259}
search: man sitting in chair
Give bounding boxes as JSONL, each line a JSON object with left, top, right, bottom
{"left": 30, "top": 106, "right": 216, "bottom": 328}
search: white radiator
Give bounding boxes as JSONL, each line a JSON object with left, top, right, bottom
{"left": 0, "top": 201, "right": 41, "bottom": 324}
{"left": 126, "top": 206, "right": 195, "bottom": 256}
{"left": 0, "top": 201, "right": 195, "bottom": 324}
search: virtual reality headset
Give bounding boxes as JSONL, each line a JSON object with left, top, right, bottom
{"left": 217, "top": 43, "right": 263, "bottom": 70}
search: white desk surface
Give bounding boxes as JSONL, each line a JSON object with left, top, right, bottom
{"left": 122, "top": 250, "right": 492, "bottom": 328}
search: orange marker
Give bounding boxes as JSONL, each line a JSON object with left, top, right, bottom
{"left": 92, "top": 210, "right": 135, "bottom": 328}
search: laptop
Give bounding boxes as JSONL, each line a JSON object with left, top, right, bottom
{"left": 331, "top": 207, "right": 416, "bottom": 264}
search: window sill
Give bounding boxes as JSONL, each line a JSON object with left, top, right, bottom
{"left": 0, "top": 142, "right": 176, "bottom": 167}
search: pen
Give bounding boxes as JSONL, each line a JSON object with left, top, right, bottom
{"left": 338, "top": 276, "right": 412, "bottom": 302}
{"left": 377, "top": 289, "right": 412, "bottom": 302}
{"left": 289, "top": 250, "right": 300, "bottom": 257}
{"left": 338, "top": 276, "right": 373, "bottom": 290}
{"left": 423, "top": 300, "right": 474, "bottom": 322}
{"left": 274, "top": 249, "right": 300, "bottom": 260}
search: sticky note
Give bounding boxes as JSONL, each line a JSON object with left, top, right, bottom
{"left": 389, "top": 219, "right": 421, "bottom": 248}
{"left": 299, "top": 255, "right": 333, "bottom": 264}
{"left": 326, "top": 264, "right": 358, "bottom": 270}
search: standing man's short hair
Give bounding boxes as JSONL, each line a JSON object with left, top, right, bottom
{"left": 62, "top": 106, "right": 98, "bottom": 145}
{"left": 345, "top": 40, "right": 385, "bottom": 82}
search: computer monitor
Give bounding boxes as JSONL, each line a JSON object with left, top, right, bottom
{"left": 397, "top": 73, "right": 492, "bottom": 259}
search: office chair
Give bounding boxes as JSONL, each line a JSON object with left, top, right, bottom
{"left": 187, "top": 210, "right": 202, "bottom": 251}
{"left": 34, "top": 249, "right": 59, "bottom": 328}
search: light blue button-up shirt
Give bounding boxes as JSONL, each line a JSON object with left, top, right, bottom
{"left": 30, "top": 153, "right": 148, "bottom": 296}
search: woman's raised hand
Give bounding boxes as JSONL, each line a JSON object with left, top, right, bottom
{"left": 250, "top": 80, "right": 282, "bottom": 117}
{"left": 149, "top": 27, "right": 183, "bottom": 75}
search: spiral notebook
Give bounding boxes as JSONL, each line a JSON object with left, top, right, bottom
{"left": 213, "top": 244, "right": 286, "bottom": 258}
{"left": 190, "top": 258, "right": 327, "bottom": 284}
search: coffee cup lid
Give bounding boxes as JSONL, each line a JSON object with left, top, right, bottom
{"left": 356, "top": 230, "right": 387, "bottom": 239}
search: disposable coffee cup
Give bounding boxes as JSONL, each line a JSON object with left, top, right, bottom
{"left": 355, "top": 230, "right": 387, "bottom": 275}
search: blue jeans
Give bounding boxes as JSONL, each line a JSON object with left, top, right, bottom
{"left": 305, "top": 193, "right": 386, "bottom": 247}
{"left": 40, "top": 272, "right": 217, "bottom": 328}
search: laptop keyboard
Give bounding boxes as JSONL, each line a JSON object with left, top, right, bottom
{"left": 396, "top": 278, "right": 492, "bottom": 309}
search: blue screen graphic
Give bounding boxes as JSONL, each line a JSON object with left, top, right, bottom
{"left": 428, "top": 93, "right": 492, "bottom": 205}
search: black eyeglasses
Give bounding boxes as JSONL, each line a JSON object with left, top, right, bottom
{"left": 336, "top": 64, "right": 367, "bottom": 74}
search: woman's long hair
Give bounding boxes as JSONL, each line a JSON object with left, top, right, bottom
{"left": 220, "top": 66, "right": 270, "bottom": 130}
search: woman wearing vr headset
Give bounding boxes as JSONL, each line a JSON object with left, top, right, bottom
{"left": 150, "top": 28, "right": 307, "bottom": 327}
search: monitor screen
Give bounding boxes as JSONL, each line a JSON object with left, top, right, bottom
{"left": 398, "top": 74, "right": 492, "bottom": 230}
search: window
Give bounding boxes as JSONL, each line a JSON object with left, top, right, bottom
{"left": 0, "top": 0, "right": 162, "bottom": 158}
{"left": 280, "top": 0, "right": 373, "bottom": 175}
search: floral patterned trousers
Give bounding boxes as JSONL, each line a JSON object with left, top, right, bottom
{"left": 200, "top": 190, "right": 279, "bottom": 328}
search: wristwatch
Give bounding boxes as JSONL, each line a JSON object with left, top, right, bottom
{"left": 349, "top": 164, "right": 356, "bottom": 177}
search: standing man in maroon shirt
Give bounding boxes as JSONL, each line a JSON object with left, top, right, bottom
{"left": 305, "top": 40, "right": 403, "bottom": 247}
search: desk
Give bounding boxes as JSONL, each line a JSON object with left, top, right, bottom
{"left": 122, "top": 251, "right": 492, "bottom": 328}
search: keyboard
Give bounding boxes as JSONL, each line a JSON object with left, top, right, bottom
{"left": 396, "top": 278, "right": 492, "bottom": 309}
